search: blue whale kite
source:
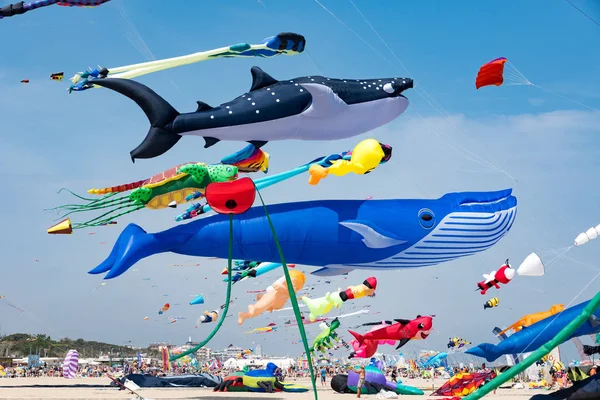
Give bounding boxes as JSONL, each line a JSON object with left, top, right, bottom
{"left": 91, "top": 66, "right": 413, "bottom": 161}
{"left": 90, "top": 189, "right": 516, "bottom": 279}
{"left": 467, "top": 298, "right": 600, "bottom": 362}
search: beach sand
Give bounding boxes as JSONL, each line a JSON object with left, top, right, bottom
{"left": 0, "top": 377, "right": 547, "bottom": 399}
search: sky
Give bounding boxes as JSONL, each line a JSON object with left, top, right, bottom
{"left": 1, "top": 0, "right": 600, "bottom": 364}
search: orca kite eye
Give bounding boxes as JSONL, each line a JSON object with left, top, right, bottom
{"left": 418, "top": 208, "right": 435, "bottom": 229}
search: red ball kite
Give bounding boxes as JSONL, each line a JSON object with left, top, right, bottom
{"left": 475, "top": 57, "right": 507, "bottom": 89}
{"left": 205, "top": 177, "right": 256, "bottom": 215}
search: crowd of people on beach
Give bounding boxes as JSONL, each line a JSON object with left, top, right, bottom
{"left": 1, "top": 364, "right": 120, "bottom": 378}
{"left": 1, "top": 358, "right": 591, "bottom": 393}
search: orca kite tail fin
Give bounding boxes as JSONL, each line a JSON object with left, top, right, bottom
{"left": 129, "top": 126, "right": 182, "bottom": 162}
{"left": 91, "top": 78, "right": 181, "bottom": 162}
{"left": 88, "top": 223, "right": 179, "bottom": 279}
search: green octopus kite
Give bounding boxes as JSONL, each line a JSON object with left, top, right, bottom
{"left": 48, "top": 163, "right": 237, "bottom": 230}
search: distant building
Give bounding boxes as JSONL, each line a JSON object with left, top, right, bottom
{"left": 196, "top": 347, "right": 211, "bottom": 362}
{"left": 148, "top": 342, "right": 173, "bottom": 350}
{"left": 225, "top": 346, "right": 244, "bottom": 359}
{"left": 254, "top": 344, "right": 262, "bottom": 357}
{"left": 211, "top": 345, "right": 246, "bottom": 361}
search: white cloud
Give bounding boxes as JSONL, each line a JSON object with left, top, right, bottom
{"left": 528, "top": 98, "right": 546, "bottom": 107}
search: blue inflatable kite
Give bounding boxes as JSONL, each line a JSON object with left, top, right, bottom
{"left": 468, "top": 299, "right": 600, "bottom": 362}
{"left": 89, "top": 189, "right": 516, "bottom": 279}
{"left": 420, "top": 352, "right": 448, "bottom": 368}
{"left": 189, "top": 295, "right": 205, "bottom": 305}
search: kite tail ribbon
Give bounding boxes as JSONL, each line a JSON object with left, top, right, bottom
{"left": 255, "top": 185, "right": 318, "bottom": 400}
{"left": 168, "top": 183, "right": 318, "bottom": 400}
{"left": 169, "top": 215, "right": 234, "bottom": 362}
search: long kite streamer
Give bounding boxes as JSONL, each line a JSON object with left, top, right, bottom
{"left": 68, "top": 32, "right": 305, "bottom": 92}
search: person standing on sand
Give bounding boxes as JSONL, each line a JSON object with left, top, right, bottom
{"left": 357, "top": 365, "right": 366, "bottom": 398}
{"left": 320, "top": 366, "right": 327, "bottom": 386}
{"left": 561, "top": 369, "right": 568, "bottom": 388}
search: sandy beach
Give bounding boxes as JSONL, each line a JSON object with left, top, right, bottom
{"left": 0, "top": 377, "right": 548, "bottom": 399}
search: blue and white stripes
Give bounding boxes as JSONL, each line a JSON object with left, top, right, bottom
{"left": 348, "top": 207, "right": 516, "bottom": 269}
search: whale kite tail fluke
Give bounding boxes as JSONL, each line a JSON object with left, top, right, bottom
{"left": 91, "top": 78, "right": 181, "bottom": 162}
{"left": 465, "top": 343, "right": 499, "bottom": 362}
{"left": 88, "top": 223, "right": 184, "bottom": 279}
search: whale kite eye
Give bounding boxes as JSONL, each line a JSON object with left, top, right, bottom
{"left": 418, "top": 208, "right": 435, "bottom": 229}
{"left": 383, "top": 83, "right": 394, "bottom": 93}
{"left": 418, "top": 323, "right": 425, "bottom": 329}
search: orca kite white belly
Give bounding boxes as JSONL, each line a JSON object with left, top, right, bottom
{"left": 178, "top": 96, "right": 409, "bottom": 141}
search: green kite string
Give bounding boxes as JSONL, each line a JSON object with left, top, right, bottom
{"left": 168, "top": 186, "right": 319, "bottom": 400}
{"left": 254, "top": 186, "right": 319, "bottom": 400}
{"left": 169, "top": 214, "right": 234, "bottom": 361}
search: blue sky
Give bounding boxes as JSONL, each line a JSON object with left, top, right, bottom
{"left": 1, "top": 0, "right": 600, "bottom": 364}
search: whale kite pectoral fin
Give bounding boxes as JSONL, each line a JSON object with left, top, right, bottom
{"left": 203, "top": 137, "right": 221, "bottom": 148}
{"left": 339, "top": 220, "right": 407, "bottom": 249}
{"left": 395, "top": 338, "right": 410, "bottom": 350}
{"left": 299, "top": 83, "right": 347, "bottom": 117}
{"left": 311, "top": 266, "right": 355, "bottom": 277}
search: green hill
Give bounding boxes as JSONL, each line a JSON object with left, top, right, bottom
{"left": 0, "top": 333, "right": 159, "bottom": 358}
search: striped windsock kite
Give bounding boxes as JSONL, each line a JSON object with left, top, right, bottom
{"left": 62, "top": 349, "right": 79, "bottom": 378}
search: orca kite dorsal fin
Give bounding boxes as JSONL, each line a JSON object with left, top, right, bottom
{"left": 250, "top": 66, "right": 279, "bottom": 92}
{"left": 196, "top": 101, "right": 213, "bottom": 112}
